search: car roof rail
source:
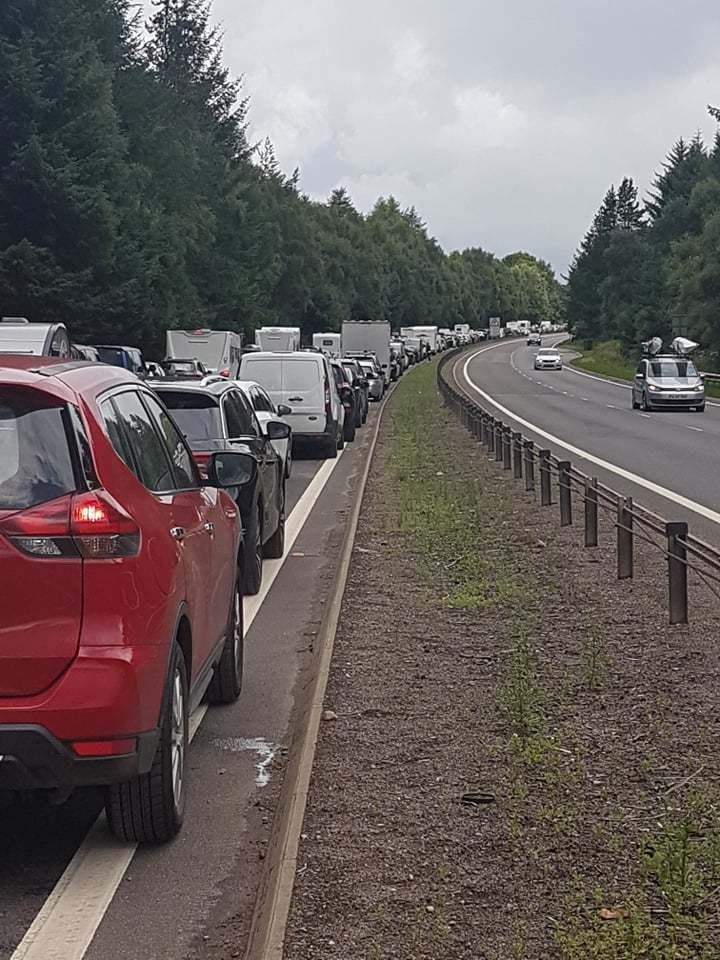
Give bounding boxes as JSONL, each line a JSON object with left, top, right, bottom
{"left": 199, "top": 374, "right": 228, "bottom": 387}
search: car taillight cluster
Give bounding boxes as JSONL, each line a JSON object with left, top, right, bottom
{"left": 0, "top": 491, "right": 140, "bottom": 560}
{"left": 324, "top": 379, "right": 332, "bottom": 412}
{"left": 192, "top": 452, "right": 211, "bottom": 479}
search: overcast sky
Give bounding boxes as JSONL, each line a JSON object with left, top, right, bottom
{"left": 150, "top": 1, "right": 720, "bottom": 275}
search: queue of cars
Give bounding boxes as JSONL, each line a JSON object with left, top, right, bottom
{"left": 0, "top": 318, "right": 486, "bottom": 844}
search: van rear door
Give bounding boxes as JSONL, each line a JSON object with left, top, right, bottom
{"left": 281, "top": 358, "right": 325, "bottom": 435}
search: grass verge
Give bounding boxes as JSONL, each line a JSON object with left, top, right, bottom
{"left": 383, "top": 359, "right": 519, "bottom": 609}
{"left": 572, "top": 339, "right": 720, "bottom": 398}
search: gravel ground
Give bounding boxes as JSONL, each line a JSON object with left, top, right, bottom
{"left": 283, "top": 361, "right": 720, "bottom": 960}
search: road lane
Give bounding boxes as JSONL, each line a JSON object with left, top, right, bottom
{"left": 0, "top": 411, "right": 379, "bottom": 960}
{"left": 458, "top": 340, "right": 720, "bottom": 543}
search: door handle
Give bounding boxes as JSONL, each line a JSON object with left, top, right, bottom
{"left": 204, "top": 522, "right": 215, "bottom": 535}
{"left": 288, "top": 396, "right": 303, "bottom": 402}
{"left": 170, "top": 527, "right": 186, "bottom": 542}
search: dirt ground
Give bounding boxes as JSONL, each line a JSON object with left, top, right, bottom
{"left": 283, "top": 360, "right": 720, "bottom": 960}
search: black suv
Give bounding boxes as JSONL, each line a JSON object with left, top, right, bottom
{"left": 151, "top": 379, "right": 290, "bottom": 595}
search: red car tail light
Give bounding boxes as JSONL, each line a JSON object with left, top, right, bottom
{"left": 0, "top": 491, "right": 139, "bottom": 559}
{"left": 70, "top": 738, "right": 137, "bottom": 757}
{"left": 192, "top": 452, "right": 211, "bottom": 479}
{"left": 324, "top": 378, "right": 332, "bottom": 414}
{"left": 70, "top": 491, "right": 140, "bottom": 559}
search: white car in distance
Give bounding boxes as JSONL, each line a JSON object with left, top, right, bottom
{"left": 236, "top": 379, "right": 293, "bottom": 477}
{"left": 534, "top": 347, "right": 563, "bottom": 371}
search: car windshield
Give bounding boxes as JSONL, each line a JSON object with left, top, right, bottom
{"left": 359, "top": 364, "right": 375, "bottom": 377}
{"left": 0, "top": 392, "right": 76, "bottom": 511}
{"left": 649, "top": 361, "right": 698, "bottom": 378}
{"left": 538, "top": 349, "right": 557, "bottom": 356}
{"left": 155, "top": 391, "right": 223, "bottom": 441}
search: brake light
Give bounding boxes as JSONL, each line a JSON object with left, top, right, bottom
{"left": 219, "top": 368, "right": 230, "bottom": 378}
{"left": 324, "top": 378, "right": 332, "bottom": 413}
{"left": 192, "top": 452, "right": 211, "bottom": 479}
{"left": 0, "top": 491, "right": 139, "bottom": 559}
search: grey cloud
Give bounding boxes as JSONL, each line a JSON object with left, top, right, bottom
{"left": 172, "top": 1, "right": 720, "bottom": 271}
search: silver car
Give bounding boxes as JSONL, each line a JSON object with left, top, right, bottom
{"left": 534, "top": 347, "right": 562, "bottom": 370}
{"left": 632, "top": 356, "right": 705, "bottom": 412}
{"left": 358, "top": 359, "right": 384, "bottom": 401}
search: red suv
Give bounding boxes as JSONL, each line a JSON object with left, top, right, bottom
{"left": 0, "top": 358, "right": 245, "bottom": 843}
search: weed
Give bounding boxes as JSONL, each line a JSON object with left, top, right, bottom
{"left": 582, "top": 626, "right": 607, "bottom": 691}
{"left": 501, "top": 634, "right": 542, "bottom": 737}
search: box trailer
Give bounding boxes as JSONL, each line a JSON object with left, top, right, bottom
{"left": 312, "top": 332, "right": 342, "bottom": 357}
{"left": 342, "top": 320, "right": 392, "bottom": 384}
{"left": 165, "top": 329, "right": 243, "bottom": 377}
{"left": 254, "top": 327, "right": 301, "bottom": 352}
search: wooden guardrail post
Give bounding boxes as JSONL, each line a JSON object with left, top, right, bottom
{"left": 584, "top": 478, "right": 598, "bottom": 547}
{"left": 512, "top": 432, "right": 523, "bottom": 479}
{"left": 524, "top": 441, "right": 535, "bottom": 492}
{"left": 558, "top": 461, "right": 572, "bottom": 526}
{"left": 666, "top": 522, "right": 689, "bottom": 625}
{"left": 539, "top": 450, "right": 552, "bottom": 506}
{"left": 617, "top": 496, "right": 634, "bottom": 580}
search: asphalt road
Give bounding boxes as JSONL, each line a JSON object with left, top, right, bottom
{"left": 0, "top": 405, "right": 383, "bottom": 960}
{"left": 457, "top": 338, "right": 720, "bottom": 544}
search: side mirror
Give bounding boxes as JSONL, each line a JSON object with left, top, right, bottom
{"left": 266, "top": 420, "right": 291, "bottom": 440}
{"left": 207, "top": 451, "right": 256, "bottom": 488}
{"left": 276, "top": 403, "right": 292, "bottom": 416}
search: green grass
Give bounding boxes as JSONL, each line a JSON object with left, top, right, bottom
{"left": 571, "top": 340, "right": 636, "bottom": 381}
{"left": 383, "top": 360, "right": 520, "bottom": 610}
{"left": 572, "top": 339, "right": 720, "bottom": 398}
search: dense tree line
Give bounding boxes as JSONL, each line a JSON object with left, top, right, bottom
{"left": 568, "top": 114, "right": 720, "bottom": 364}
{"left": 0, "top": 0, "right": 564, "bottom": 356}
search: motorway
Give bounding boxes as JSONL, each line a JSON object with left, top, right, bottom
{"left": 452, "top": 338, "right": 720, "bottom": 545}
{"left": 0, "top": 411, "right": 381, "bottom": 960}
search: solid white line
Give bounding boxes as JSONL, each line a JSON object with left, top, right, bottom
{"left": 639, "top": 413, "right": 651, "bottom": 419}
{"left": 686, "top": 425, "right": 704, "bottom": 433}
{"left": 460, "top": 348, "right": 720, "bottom": 527}
{"left": 9, "top": 449, "right": 348, "bottom": 960}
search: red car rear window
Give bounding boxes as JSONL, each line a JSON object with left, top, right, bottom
{"left": 0, "top": 393, "right": 75, "bottom": 510}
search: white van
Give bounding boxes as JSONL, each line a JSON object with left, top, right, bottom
{"left": 239, "top": 351, "right": 344, "bottom": 458}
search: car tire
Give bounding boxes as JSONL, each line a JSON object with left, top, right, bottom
{"left": 207, "top": 574, "right": 244, "bottom": 704}
{"left": 632, "top": 394, "right": 639, "bottom": 409}
{"left": 344, "top": 416, "right": 356, "bottom": 443}
{"left": 284, "top": 448, "right": 292, "bottom": 479}
{"left": 242, "top": 503, "right": 263, "bottom": 596}
{"left": 321, "top": 432, "right": 338, "bottom": 459}
{"left": 264, "top": 484, "right": 285, "bottom": 559}
{"left": 641, "top": 393, "right": 650, "bottom": 412}
{"left": 697, "top": 404, "right": 706, "bottom": 413}
{"left": 106, "top": 643, "right": 188, "bottom": 844}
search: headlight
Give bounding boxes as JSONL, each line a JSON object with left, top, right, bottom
{"left": 648, "top": 384, "right": 659, "bottom": 392}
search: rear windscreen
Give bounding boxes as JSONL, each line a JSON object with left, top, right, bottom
{"left": 0, "top": 395, "right": 75, "bottom": 510}
{"left": 156, "top": 392, "right": 223, "bottom": 442}
{"left": 283, "top": 360, "right": 320, "bottom": 392}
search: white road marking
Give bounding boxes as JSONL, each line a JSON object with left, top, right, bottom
{"left": 9, "top": 449, "right": 348, "bottom": 960}
{"left": 639, "top": 413, "right": 651, "bottom": 419}
{"left": 606, "top": 404, "right": 617, "bottom": 410}
{"left": 461, "top": 348, "right": 720, "bottom": 528}
{"left": 686, "top": 425, "right": 704, "bottom": 433}
{"left": 581, "top": 397, "right": 590, "bottom": 402}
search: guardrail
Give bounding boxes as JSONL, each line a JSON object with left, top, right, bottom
{"left": 437, "top": 349, "right": 720, "bottom": 625}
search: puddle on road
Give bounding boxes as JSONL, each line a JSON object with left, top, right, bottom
{"left": 212, "top": 736, "right": 279, "bottom": 787}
